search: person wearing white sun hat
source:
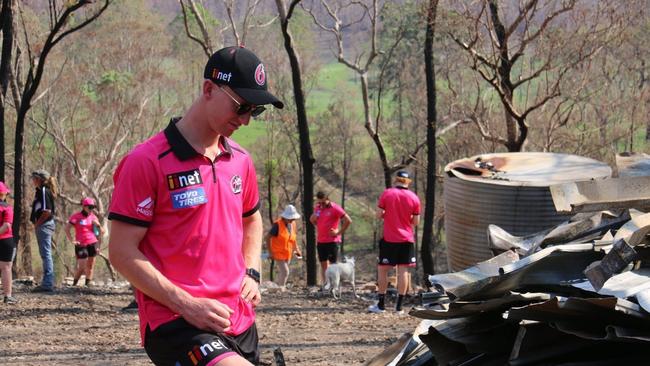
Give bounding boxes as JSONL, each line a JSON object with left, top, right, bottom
{"left": 264, "top": 204, "right": 302, "bottom": 289}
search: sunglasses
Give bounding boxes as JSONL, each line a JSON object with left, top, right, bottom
{"left": 220, "top": 86, "right": 266, "bottom": 118}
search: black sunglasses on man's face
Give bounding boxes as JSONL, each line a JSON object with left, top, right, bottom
{"left": 220, "top": 86, "right": 266, "bottom": 117}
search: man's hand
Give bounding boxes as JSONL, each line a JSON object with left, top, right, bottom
{"left": 329, "top": 227, "right": 339, "bottom": 236}
{"left": 240, "top": 276, "right": 261, "bottom": 307}
{"left": 180, "top": 297, "right": 234, "bottom": 334}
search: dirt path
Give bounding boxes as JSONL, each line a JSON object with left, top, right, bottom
{"left": 0, "top": 283, "right": 421, "bottom": 365}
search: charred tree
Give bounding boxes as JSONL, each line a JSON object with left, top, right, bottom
{"left": 420, "top": 0, "right": 438, "bottom": 277}
{"left": 276, "top": 0, "right": 317, "bottom": 286}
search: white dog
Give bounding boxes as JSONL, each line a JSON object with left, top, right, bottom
{"left": 325, "top": 257, "right": 357, "bottom": 299}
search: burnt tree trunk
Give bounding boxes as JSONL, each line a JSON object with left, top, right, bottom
{"left": 420, "top": 0, "right": 438, "bottom": 277}
{"left": 276, "top": 0, "right": 317, "bottom": 285}
{"left": 0, "top": 0, "right": 13, "bottom": 182}
{"left": 488, "top": 0, "right": 527, "bottom": 152}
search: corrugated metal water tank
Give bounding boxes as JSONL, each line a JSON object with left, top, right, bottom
{"left": 444, "top": 152, "right": 612, "bottom": 271}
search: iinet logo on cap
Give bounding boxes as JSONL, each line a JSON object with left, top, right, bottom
{"left": 211, "top": 68, "right": 232, "bottom": 83}
{"left": 136, "top": 197, "right": 154, "bottom": 217}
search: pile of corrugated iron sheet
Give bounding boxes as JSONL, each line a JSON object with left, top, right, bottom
{"left": 368, "top": 154, "right": 650, "bottom": 366}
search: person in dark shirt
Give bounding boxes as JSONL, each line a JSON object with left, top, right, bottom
{"left": 29, "top": 169, "right": 58, "bottom": 292}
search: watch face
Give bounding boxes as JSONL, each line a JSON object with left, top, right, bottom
{"left": 247, "top": 268, "right": 260, "bottom": 282}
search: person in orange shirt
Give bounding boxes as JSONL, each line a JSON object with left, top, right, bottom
{"left": 264, "top": 205, "right": 302, "bottom": 290}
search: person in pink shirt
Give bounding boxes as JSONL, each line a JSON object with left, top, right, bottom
{"left": 368, "top": 171, "right": 420, "bottom": 314}
{"left": 108, "top": 46, "right": 282, "bottom": 366}
{"left": 66, "top": 197, "right": 103, "bottom": 287}
{"left": 309, "top": 191, "right": 352, "bottom": 287}
{"left": 0, "top": 181, "right": 17, "bottom": 304}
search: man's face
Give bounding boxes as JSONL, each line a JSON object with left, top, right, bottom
{"left": 317, "top": 198, "right": 329, "bottom": 207}
{"left": 206, "top": 82, "right": 252, "bottom": 137}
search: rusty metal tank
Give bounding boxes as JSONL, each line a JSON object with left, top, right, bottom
{"left": 444, "top": 152, "right": 611, "bottom": 271}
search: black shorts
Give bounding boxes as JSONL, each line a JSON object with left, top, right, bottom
{"left": 378, "top": 239, "right": 416, "bottom": 266}
{"left": 0, "top": 237, "right": 15, "bottom": 262}
{"left": 75, "top": 243, "right": 97, "bottom": 259}
{"left": 317, "top": 242, "right": 339, "bottom": 263}
{"left": 145, "top": 318, "right": 259, "bottom": 366}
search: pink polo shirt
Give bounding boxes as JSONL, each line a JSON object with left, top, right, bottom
{"left": 314, "top": 202, "right": 346, "bottom": 243}
{"left": 108, "top": 119, "right": 260, "bottom": 344}
{"left": 68, "top": 211, "right": 98, "bottom": 245}
{"left": 0, "top": 201, "right": 13, "bottom": 239}
{"left": 378, "top": 187, "right": 421, "bottom": 243}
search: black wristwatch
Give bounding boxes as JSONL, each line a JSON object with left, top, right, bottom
{"left": 246, "top": 268, "right": 260, "bottom": 283}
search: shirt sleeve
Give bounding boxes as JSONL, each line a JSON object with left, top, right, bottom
{"left": 44, "top": 190, "right": 55, "bottom": 213}
{"left": 68, "top": 214, "right": 77, "bottom": 225}
{"left": 34, "top": 187, "right": 46, "bottom": 215}
{"left": 268, "top": 223, "right": 279, "bottom": 237}
{"left": 108, "top": 150, "right": 158, "bottom": 227}
{"left": 3, "top": 207, "right": 13, "bottom": 226}
{"left": 412, "top": 193, "right": 421, "bottom": 215}
{"left": 336, "top": 203, "right": 346, "bottom": 218}
{"left": 242, "top": 155, "right": 260, "bottom": 217}
{"left": 378, "top": 191, "right": 386, "bottom": 209}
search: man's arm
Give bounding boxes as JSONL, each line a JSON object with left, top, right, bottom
{"left": 109, "top": 220, "right": 234, "bottom": 333}
{"left": 411, "top": 214, "right": 420, "bottom": 226}
{"left": 309, "top": 213, "right": 318, "bottom": 226}
{"left": 240, "top": 211, "right": 263, "bottom": 306}
{"left": 335, "top": 213, "right": 352, "bottom": 236}
{"left": 341, "top": 214, "right": 352, "bottom": 233}
{"left": 0, "top": 222, "right": 9, "bottom": 236}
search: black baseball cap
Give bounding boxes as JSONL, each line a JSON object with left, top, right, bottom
{"left": 204, "top": 46, "right": 284, "bottom": 109}
{"left": 396, "top": 170, "right": 411, "bottom": 179}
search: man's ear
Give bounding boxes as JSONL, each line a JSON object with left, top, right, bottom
{"left": 202, "top": 80, "right": 215, "bottom": 98}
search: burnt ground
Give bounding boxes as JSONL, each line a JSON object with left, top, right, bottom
{"left": 0, "top": 279, "right": 423, "bottom": 365}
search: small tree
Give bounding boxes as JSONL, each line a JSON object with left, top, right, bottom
{"left": 10, "top": 0, "right": 110, "bottom": 275}
{"left": 448, "top": 0, "right": 626, "bottom": 152}
{"left": 303, "top": 0, "right": 427, "bottom": 188}
{"left": 275, "top": 0, "right": 318, "bottom": 286}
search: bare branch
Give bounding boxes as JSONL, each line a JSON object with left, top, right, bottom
{"left": 51, "top": 0, "right": 111, "bottom": 48}
{"left": 178, "top": 0, "right": 212, "bottom": 57}
{"left": 505, "top": 0, "right": 538, "bottom": 37}
{"left": 224, "top": 0, "right": 241, "bottom": 46}
{"left": 436, "top": 118, "right": 472, "bottom": 137}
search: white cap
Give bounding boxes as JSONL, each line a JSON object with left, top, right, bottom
{"left": 280, "top": 204, "right": 301, "bottom": 220}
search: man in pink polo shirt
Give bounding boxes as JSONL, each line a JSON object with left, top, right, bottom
{"left": 309, "top": 191, "right": 352, "bottom": 286}
{"left": 368, "top": 171, "right": 421, "bottom": 314}
{"left": 108, "top": 46, "right": 283, "bottom": 366}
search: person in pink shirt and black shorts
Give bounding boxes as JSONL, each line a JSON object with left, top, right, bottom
{"left": 108, "top": 46, "right": 283, "bottom": 366}
{"left": 66, "top": 197, "right": 103, "bottom": 287}
{"left": 0, "top": 181, "right": 17, "bottom": 304}
{"left": 309, "top": 191, "right": 352, "bottom": 287}
{"left": 368, "top": 171, "right": 421, "bottom": 314}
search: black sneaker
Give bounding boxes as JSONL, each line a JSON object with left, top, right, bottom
{"left": 3, "top": 296, "right": 17, "bottom": 304}
{"left": 121, "top": 300, "right": 138, "bottom": 312}
{"left": 32, "top": 285, "right": 54, "bottom": 293}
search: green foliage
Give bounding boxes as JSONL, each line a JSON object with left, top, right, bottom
{"left": 308, "top": 63, "right": 362, "bottom": 116}
{"left": 80, "top": 70, "right": 133, "bottom": 102}
{"left": 231, "top": 120, "right": 268, "bottom": 149}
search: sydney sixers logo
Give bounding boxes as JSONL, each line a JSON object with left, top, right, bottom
{"left": 231, "top": 175, "right": 242, "bottom": 194}
{"left": 254, "top": 64, "right": 265, "bottom": 86}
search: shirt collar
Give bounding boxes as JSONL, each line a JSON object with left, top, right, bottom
{"left": 164, "top": 118, "right": 232, "bottom": 161}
